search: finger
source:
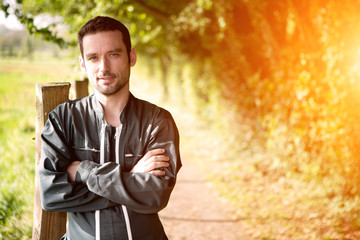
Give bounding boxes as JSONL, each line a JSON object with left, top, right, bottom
{"left": 144, "top": 156, "right": 170, "bottom": 168}
{"left": 144, "top": 148, "right": 165, "bottom": 159}
{"left": 150, "top": 155, "right": 170, "bottom": 162}
{"left": 146, "top": 162, "right": 170, "bottom": 172}
{"left": 149, "top": 170, "right": 166, "bottom": 176}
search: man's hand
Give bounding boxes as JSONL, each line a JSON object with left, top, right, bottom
{"left": 131, "top": 148, "right": 170, "bottom": 176}
{"left": 67, "top": 161, "right": 81, "bottom": 182}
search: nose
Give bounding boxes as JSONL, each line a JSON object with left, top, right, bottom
{"left": 99, "top": 57, "right": 110, "bottom": 72}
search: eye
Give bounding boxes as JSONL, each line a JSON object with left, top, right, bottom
{"left": 87, "top": 56, "right": 98, "bottom": 61}
{"left": 110, "top": 53, "right": 120, "bottom": 57}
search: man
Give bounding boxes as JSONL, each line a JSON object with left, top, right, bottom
{"left": 39, "top": 16, "right": 181, "bottom": 240}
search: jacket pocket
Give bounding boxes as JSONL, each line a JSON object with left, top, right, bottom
{"left": 73, "top": 146, "right": 101, "bottom": 163}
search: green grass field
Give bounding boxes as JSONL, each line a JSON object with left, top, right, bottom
{"left": 0, "top": 57, "right": 76, "bottom": 239}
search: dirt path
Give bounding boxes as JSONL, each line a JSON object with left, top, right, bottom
{"left": 159, "top": 158, "right": 248, "bottom": 240}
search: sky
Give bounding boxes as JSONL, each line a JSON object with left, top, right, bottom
{"left": 0, "top": 10, "right": 24, "bottom": 30}
{"left": 0, "top": 0, "right": 23, "bottom": 30}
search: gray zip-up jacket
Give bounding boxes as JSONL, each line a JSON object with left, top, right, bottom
{"left": 39, "top": 93, "right": 181, "bottom": 240}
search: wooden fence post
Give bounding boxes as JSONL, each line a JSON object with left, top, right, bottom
{"left": 32, "top": 83, "right": 70, "bottom": 240}
{"left": 71, "top": 78, "right": 89, "bottom": 99}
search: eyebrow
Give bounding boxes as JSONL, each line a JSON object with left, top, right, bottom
{"left": 108, "top": 48, "right": 123, "bottom": 53}
{"left": 85, "top": 48, "right": 124, "bottom": 59}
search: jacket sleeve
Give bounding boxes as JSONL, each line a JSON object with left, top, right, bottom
{"left": 76, "top": 110, "right": 182, "bottom": 214}
{"left": 39, "top": 110, "right": 116, "bottom": 212}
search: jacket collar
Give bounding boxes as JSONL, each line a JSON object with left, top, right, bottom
{"left": 120, "top": 93, "right": 135, "bottom": 124}
{"left": 91, "top": 92, "right": 136, "bottom": 125}
{"left": 91, "top": 94, "right": 104, "bottom": 120}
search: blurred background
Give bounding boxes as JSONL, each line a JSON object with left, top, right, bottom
{"left": 1, "top": 0, "right": 360, "bottom": 239}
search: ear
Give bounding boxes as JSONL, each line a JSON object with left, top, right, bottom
{"left": 79, "top": 56, "right": 86, "bottom": 73}
{"left": 129, "top": 49, "right": 137, "bottom": 67}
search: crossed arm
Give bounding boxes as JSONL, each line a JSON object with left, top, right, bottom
{"left": 40, "top": 108, "right": 181, "bottom": 214}
{"left": 67, "top": 148, "right": 170, "bottom": 181}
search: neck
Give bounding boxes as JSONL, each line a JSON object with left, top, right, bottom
{"left": 96, "top": 86, "right": 129, "bottom": 127}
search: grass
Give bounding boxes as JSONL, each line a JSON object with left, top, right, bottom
{"left": 0, "top": 56, "right": 76, "bottom": 239}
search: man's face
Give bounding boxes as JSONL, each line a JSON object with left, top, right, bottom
{"left": 80, "top": 30, "right": 136, "bottom": 96}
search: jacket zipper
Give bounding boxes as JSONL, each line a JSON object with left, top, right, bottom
{"left": 95, "top": 124, "right": 133, "bottom": 240}
{"left": 115, "top": 126, "right": 133, "bottom": 240}
{"left": 96, "top": 123, "right": 106, "bottom": 240}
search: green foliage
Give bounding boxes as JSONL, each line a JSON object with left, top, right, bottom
{"left": 2, "top": 0, "right": 192, "bottom": 51}
{"left": 1, "top": 0, "right": 74, "bottom": 48}
{"left": 173, "top": 0, "right": 360, "bottom": 197}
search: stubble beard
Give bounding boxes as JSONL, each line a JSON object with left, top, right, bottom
{"left": 94, "top": 72, "right": 130, "bottom": 96}
{"left": 99, "top": 78, "right": 129, "bottom": 96}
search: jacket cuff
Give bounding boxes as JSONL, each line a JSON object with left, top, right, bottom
{"left": 76, "top": 160, "right": 98, "bottom": 184}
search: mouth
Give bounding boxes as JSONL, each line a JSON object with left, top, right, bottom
{"left": 97, "top": 75, "right": 116, "bottom": 84}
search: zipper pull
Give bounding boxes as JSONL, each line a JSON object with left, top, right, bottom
{"left": 114, "top": 125, "right": 122, "bottom": 139}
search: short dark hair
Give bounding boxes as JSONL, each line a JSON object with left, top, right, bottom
{"left": 78, "top": 16, "right": 131, "bottom": 59}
